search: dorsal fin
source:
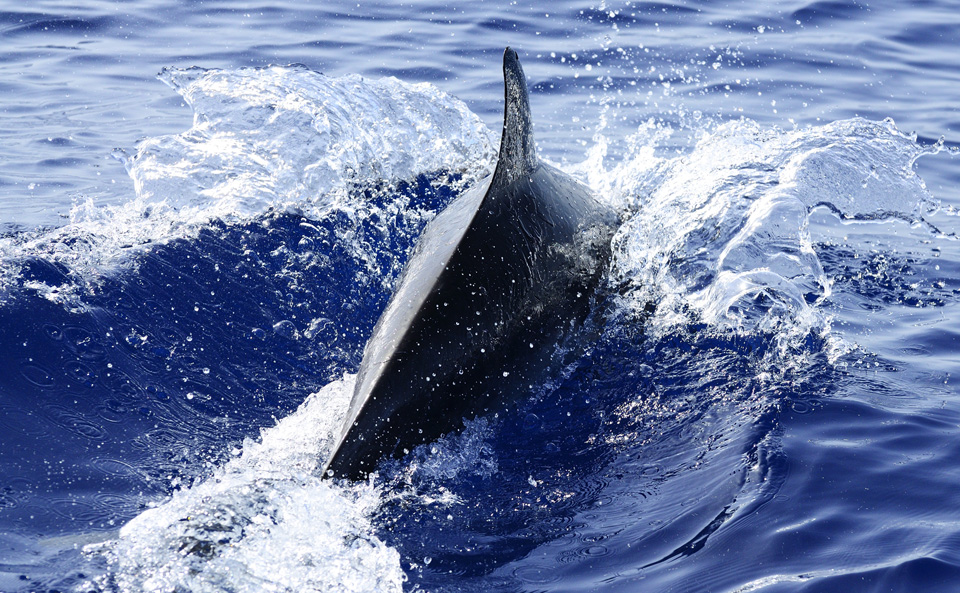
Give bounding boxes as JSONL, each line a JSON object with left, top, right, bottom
{"left": 492, "top": 47, "right": 538, "bottom": 186}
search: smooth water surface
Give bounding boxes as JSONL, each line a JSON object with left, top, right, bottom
{"left": 1, "top": 1, "right": 958, "bottom": 592}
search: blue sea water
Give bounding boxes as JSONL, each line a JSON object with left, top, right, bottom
{"left": 1, "top": 0, "right": 959, "bottom": 591}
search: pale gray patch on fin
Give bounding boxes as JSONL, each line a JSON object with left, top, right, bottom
{"left": 492, "top": 47, "right": 539, "bottom": 186}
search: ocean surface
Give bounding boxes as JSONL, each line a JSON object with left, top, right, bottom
{"left": 1, "top": 1, "right": 959, "bottom": 591}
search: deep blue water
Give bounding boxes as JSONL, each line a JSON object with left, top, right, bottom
{"left": 1, "top": 1, "right": 959, "bottom": 592}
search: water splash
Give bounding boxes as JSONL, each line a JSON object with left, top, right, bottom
{"left": 138, "top": 65, "right": 495, "bottom": 217}
{"left": 0, "top": 65, "right": 496, "bottom": 296}
{"left": 83, "top": 376, "right": 408, "bottom": 593}
{"left": 598, "top": 117, "right": 941, "bottom": 361}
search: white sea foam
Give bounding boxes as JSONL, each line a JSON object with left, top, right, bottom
{"left": 81, "top": 378, "right": 501, "bottom": 592}
{"left": 83, "top": 376, "right": 409, "bottom": 593}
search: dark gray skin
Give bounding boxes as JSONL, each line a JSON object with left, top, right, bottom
{"left": 323, "top": 48, "right": 615, "bottom": 481}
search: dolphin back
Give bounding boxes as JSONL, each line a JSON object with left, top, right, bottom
{"left": 324, "top": 48, "right": 613, "bottom": 481}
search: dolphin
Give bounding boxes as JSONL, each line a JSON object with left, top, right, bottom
{"left": 323, "top": 48, "right": 614, "bottom": 481}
